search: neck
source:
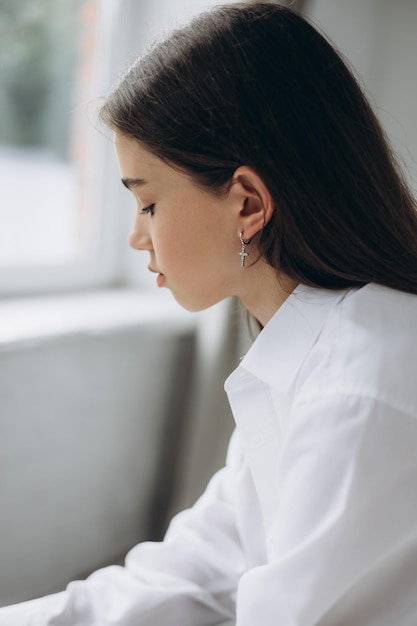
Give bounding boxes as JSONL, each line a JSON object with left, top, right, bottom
{"left": 237, "top": 258, "right": 298, "bottom": 327}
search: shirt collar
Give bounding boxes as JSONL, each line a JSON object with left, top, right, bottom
{"left": 227, "top": 285, "right": 349, "bottom": 394}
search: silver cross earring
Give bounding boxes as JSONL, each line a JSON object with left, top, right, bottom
{"left": 238, "top": 231, "right": 252, "bottom": 268}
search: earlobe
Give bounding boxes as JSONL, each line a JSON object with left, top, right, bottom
{"left": 232, "top": 166, "right": 275, "bottom": 240}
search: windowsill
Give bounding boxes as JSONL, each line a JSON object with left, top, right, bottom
{"left": 0, "top": 288, "right": 196, "bottom": 347}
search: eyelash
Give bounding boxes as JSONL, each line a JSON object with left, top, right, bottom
{"left": 140, "top": 203, "right": 155, "bottom": 216}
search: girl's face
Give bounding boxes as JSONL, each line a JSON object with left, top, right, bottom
{"left": 115, "top": 133, "right": 245, "bottom": 311}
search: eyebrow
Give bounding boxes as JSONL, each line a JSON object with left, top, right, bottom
{"left": 121, "top": 177, "right": 149, "bottom": 190}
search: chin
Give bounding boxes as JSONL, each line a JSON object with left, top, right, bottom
{"left": 172, "top": 291, "right": 224, "bottom": 313}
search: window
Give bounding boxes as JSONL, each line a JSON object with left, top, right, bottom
{"left": 0, "top": 0, "right": 124, "bottom": 295}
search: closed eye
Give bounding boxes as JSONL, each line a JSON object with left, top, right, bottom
{"left": 140, "top": 203, "right": 155, "bottom": 216}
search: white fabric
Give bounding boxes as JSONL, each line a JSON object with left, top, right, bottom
{"left": 2, "top": 283, "right": 417, "bottom": 625}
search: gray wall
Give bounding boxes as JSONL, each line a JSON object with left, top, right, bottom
{"left": 0, "top": 291, "right": 195, "bottom": 606}
{"left": 306, "top": 0, "right": 417, "bottom": 192}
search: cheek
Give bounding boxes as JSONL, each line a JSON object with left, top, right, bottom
{"left": 153, "top": 226, "right": 186, "bottom": 265}
{"left": 154, "top": 215, "right": 191, "bottom": 255}
{"left": 154, "top": 201, "right": 229, "bottom": 271}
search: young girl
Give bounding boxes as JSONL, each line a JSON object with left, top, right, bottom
{"left": 3, "top": 2, "right": 417, "bottom": 624}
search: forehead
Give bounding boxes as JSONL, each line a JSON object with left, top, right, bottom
{"left": 114, "top": 132, "right": 190, "bottom": 190}
{"left": 115, "top": 133, "right": 161, "bottom": 170}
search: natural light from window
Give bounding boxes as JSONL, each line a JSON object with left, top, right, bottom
{"left": 0, "top": 0, "right": 99, "bottom": 268}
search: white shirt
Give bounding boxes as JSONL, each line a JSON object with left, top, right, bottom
{"left": 2, "top": 283, "right": 417, "bottom": 625}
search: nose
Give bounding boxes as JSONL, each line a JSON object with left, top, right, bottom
{"left": 128, "top": 214, "right": 152, "bottom": 251}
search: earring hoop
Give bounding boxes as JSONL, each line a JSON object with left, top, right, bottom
{"left": 238, "top": 231, "right": 252, "bottom": 268}
{"left": 239, "top": 232, "right": 252, "bottom": 246}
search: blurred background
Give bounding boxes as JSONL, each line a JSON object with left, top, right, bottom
{"left": 0, "top": 0, "right": 416, "bottom": 607}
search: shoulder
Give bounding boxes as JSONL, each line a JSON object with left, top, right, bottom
{"left": 334, "top": 283, "right": 417, "bottom": 361}
{"left": 338, "top": 282, "right": 417, "bottom": 334}
{"left": 296, "top": 284, "right": 417, "bottom": 415}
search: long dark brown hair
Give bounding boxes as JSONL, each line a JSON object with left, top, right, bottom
{"left": 100, "top": 1, "right": 417, "bottom": 293}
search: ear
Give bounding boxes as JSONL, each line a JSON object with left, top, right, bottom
{"left": 230, "top": 165, "right": 275, "bottom": 240}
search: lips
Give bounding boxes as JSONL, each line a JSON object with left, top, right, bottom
{"left": 156, "top": 273, "right": 166, "bottom": 287}
{"left": 148, "top": 265, "right": 166, "bottom": 287}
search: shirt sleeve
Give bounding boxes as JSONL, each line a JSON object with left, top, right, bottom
{"left": 0, "top": 433, "right": 244, "bottom": 626}
{"left": 236, "top": 393, "right": 417, "bottom": 626}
